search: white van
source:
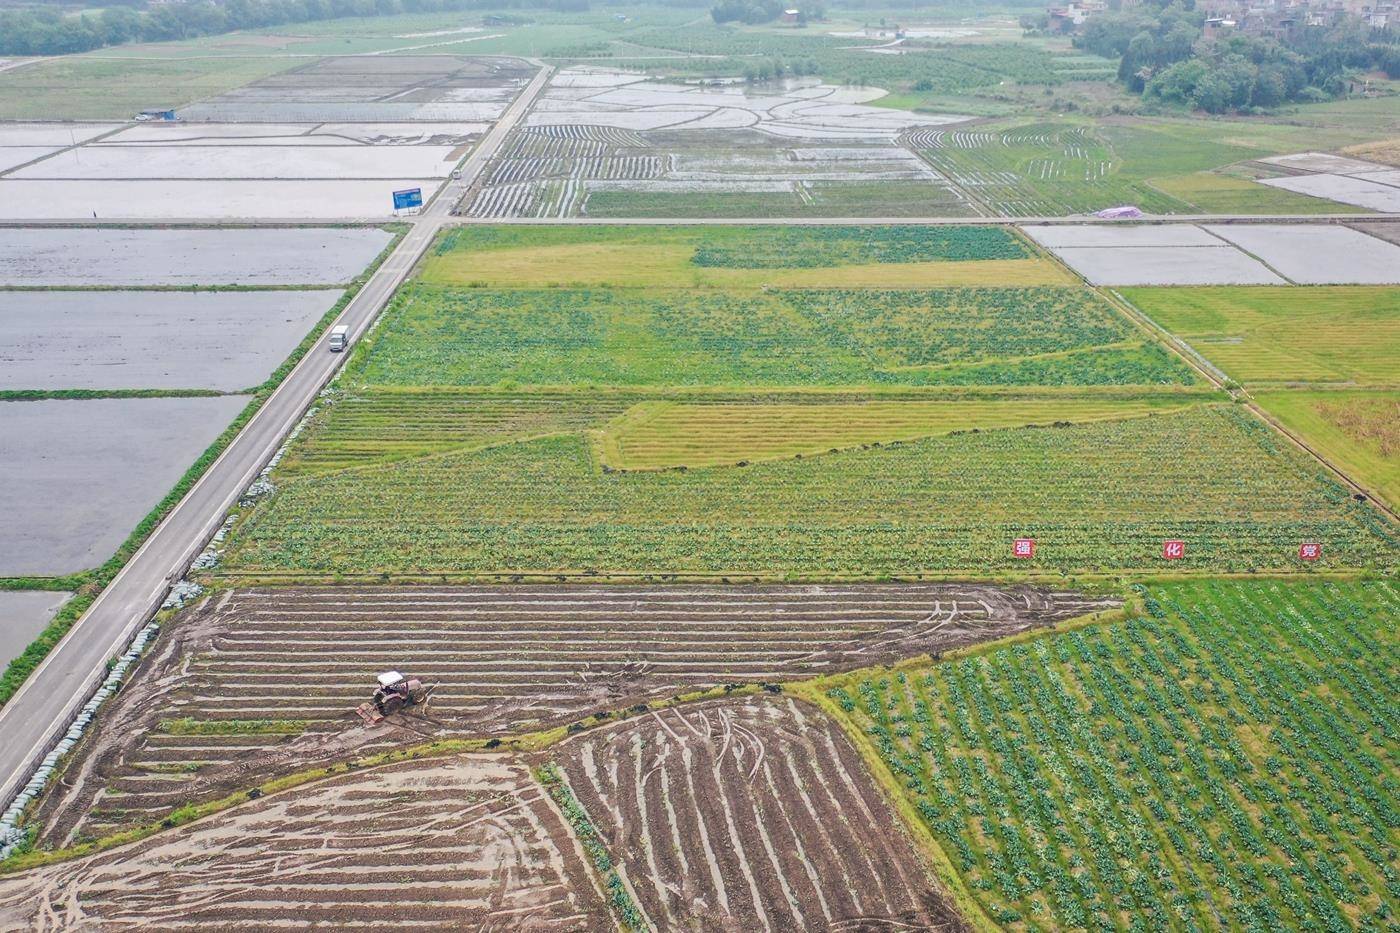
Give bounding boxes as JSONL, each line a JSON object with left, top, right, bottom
{"left": 328, "top": 324, "right": 350, "bottom": 352}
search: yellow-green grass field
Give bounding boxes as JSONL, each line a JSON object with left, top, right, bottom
{"left": 597, "top": 396, "right": 1199, "bottom": 470}
{"left": 1145, "top": 172, "right": 1361, "bottom": 215}
{"left": 1343, "top": 137, "right": 1400, "bottom": 167}
{"left": 419, "top": 224, "right": 1070, "bottom": 289}
{"left": 0, "top": 55, "right": 300, "bottom": 120}
{"left": 1255, "top": 389, "right": 1399, "bottom": 509}
{"left": 278, "top": 389, "right": 1217, "bottom": 477}
{"left": 1121, "top": 286, "right": 1400, "bottom": 386}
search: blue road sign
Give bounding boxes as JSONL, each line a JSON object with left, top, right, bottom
{"left": 393, "top": 187, "right": 423, "bottom": 211}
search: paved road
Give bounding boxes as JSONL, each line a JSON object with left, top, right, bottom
{"left": 0, "top": 63, "right": 553, "bottom": 813}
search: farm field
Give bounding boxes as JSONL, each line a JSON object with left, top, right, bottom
{"left": 32, "top": 583, "right": 1114, "bottom": 843}
{"left": 1122, "top": 286, "right": 1400, "bottom": 386}
{"left": 599, "top": 396, "right": 1201, "bottom": 470}
{"left": 0, "top": 222, "right": 398, "bottom": 581}
{"left": 0, "top": 57, "right": 534, "bottom": 220}
{"left": 461, "top": 69, "right": 1383, "bottom": 218}
{"left": 905, "top": 122, "right": 1186, "bottom": 217}
{"left": 1202, "top": 225, "right": 1400, "bottom": 286}
{"left": 1026, "top": 223, "right": 1400, "bottom": 286}
{"left": 208, "top": 223, "right": 1400, "bottom": 580}
{"left": 369, "top": 223, "right": 1181, "bottom": 389}
{"left": 1254, "top": 389, "right": 1399, "bottom": 509}
{"left": 179, "top": 55, "right": 532, "bottom": 123}
{"left": 420, "top": 223, "right": 1064, "bottom": 288}
{"left": 1254, "top": 149, "right": 1400, "bottom": 213}
{"left": 0, "top": 290, "right": 342, "bottom": 392}
{"left": 462, "top": 66, "right": 975, "bottom": 218}
{"left": 0, "top": 56, "right": 302, "bottom": 120}
{"left": 899, "top": 118, "right": 1367, "bottom": 217}
{"left": 359, "top": 284, "right": 1175, "bottom": 388}
{"left": 820, "top": 579, "right": 1400, "bottom": 931}
{"left": 220, "top": 404, "right": 1394, "bottom": 578}
{"left": 3, "top": 9, "right": 1400, "bottom": 927}
{"left": 0, "top": 396, "right": 249, "bottom": 576}
{"left": 0, "top": 227, "right": 393, "bottom": 286}
{"left": 275, "top": 391, "right": 1207, "bottom": 477}
{"left": 0, "top": 756, "right": 613, "bottom": 928}
{"left": 556, "top": 694, "right": 964, "bottom": 930}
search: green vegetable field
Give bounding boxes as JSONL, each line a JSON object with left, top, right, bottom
{"left": 356, "top": 286, "right": 1191, "bottom": 388}
{"left": 821, "top": 579, "right": 1400, "bottom": 930}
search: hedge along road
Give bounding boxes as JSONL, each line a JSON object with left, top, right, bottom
{"left": 0, "top": 61, "right": 554, "bottom": 815}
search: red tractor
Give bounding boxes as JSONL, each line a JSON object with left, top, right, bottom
{"left": 355, "top": 671, "right": 434, "bottom": 725}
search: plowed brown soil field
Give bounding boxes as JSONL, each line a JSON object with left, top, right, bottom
{"left": 557, "top": 695, "right": 967, "bottom": 931}
{"left": 36, "top": 584, "right": 1115, "bottom": 846}
{"left": 0, "top": 757, "right": 609, "bottom": 930}
{"left": 4, "top": 696, "right": 967, "bottom": 932}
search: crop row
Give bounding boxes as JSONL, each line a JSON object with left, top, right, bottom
{"left": 903, "top": 123, "right": 1189, "bottom": 216}
{"left": 560, "top": 696, "right": 961, "bottom": 929}
{"left": 524, "top": 123, "right": 646, "bottom": 146}
{"left": 488, "top": 154, "right": 665, "bottom": 186}
{"left": 828, "top": 579, "right": 1400, "bottom": 929}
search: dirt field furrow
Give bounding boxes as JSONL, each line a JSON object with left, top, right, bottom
{"left": 557, "top": 695, "right": 967, "bottom": 931}
{"left": 0, "top": 757, "right": 610, "bottom": 930}
{"left": 32, "top": 583, "right": 1114, "bottom": 845}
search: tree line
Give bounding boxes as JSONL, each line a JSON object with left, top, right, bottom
{"left": 1074, "top": 1, "right": 1399, "bottom": 113}
{"left": 710, "top": 0, "right": 823, "bottom": 26}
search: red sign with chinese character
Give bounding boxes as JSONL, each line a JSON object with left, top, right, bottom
{"left": 1013, "top": 538, "right": 1036, "bottom": 558}
{"left": 1299, "top": 542, "right": 1321, "bottom": 561}
{"left": 1162, "top": 539, "right": 1185, "bottom": 560}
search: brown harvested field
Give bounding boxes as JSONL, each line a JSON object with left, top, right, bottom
{"left": 557, "top": 695, "right": 965, "bottom": 931}
{"left": 36, "top": 584, "right": 1115, "bottom": 845}
{"left": 0, "top": 756, "right": 609, "bottom": 930}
